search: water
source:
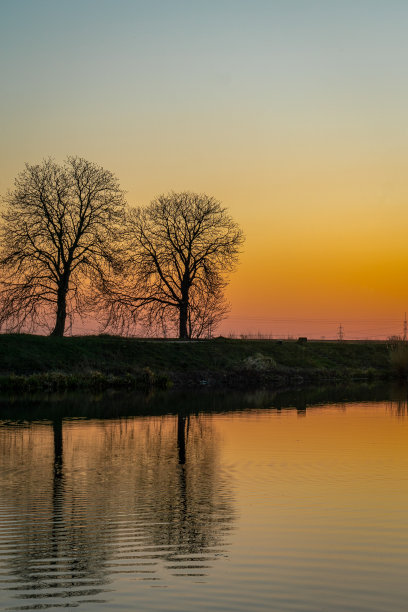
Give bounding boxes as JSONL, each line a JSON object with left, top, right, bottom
{"left": 1, "top": 385, "right": 408, "bottom": 611}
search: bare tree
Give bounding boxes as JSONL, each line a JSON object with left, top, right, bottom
{"left": 102, "top": 192, "right": 244, "bottom": 339}
{"left": 0, "top": 157, "right": 125, "bottom": 336}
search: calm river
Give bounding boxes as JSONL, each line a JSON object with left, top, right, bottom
{"left": 0, "top": 385, "right": 408, "bottom": 611}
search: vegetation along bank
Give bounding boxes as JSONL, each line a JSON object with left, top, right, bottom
{"left": 0, "top": 334, "right": 403, "bottom": 392}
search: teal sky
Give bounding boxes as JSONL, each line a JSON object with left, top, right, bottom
{"left": 1, "top": 1, "right": 408, "bottom": 336}
{"left": 2, "top": 0, "right": 407, "bottom": 196}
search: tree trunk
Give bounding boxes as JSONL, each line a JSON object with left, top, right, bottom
{"left": 179, "top": 300, "right": 188, "bottom": 339}
{"left": 179, "top": 277, "right": 190, "bottom": 339}
{"left": 50, "top": 282, "right": 68, "bottom": 337}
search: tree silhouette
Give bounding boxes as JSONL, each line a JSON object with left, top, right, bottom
{"left": 0, "top": 157, "right": 125, "bottom": 336}
{"left": 101, "top": 191, "right": 244, "bottom": 338}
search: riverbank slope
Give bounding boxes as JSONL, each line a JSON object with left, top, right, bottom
{"left": 0, "top": 334, "right": 392, "bottom": 391}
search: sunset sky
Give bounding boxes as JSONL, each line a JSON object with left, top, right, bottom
{"left": 1, "top": 0, "right": 408, "bottom": 338}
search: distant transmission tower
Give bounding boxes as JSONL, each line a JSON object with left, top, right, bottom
{"left": 337, "top": 323, "right": 344, "bottom": 342}
{"left": 403, "top": 313, "right": 407, "bottom": 342}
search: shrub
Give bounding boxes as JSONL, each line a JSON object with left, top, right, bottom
{"left": 387, "top": 335, "right": 403, "bottom": 350}
{"left": 243, "top": 353, "right": 277, "bottom": 371}
{"left": 389, "top": 343, "right": 408, "bottom": 378}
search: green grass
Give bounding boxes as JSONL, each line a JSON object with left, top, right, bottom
{"left": 0, "top": 368, "right": 170, "bottom": 392}
{"left": 0, "top": 334, "right": 393, "bottom": 391}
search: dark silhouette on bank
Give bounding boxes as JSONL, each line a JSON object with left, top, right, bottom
{"left": 0, "top": 334, "right": 393, "bottom": 392}
{"left": 0, "top": 157, "right": 125, "bottom": 336}
{"left": 100, "top": 191, "right": 244, "bottom": 339}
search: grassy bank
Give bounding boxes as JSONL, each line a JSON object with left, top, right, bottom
{"left": 0, "top": 334, "right": 394, "bottom": 391}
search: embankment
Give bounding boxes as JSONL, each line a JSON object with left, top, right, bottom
{"left": 0, "top": 334, "right": 393, "bottom": 391}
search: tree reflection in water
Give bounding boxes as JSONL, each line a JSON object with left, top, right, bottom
{"left": 0, "top": 382, "right": 398, "bottom": 609}
{"left": 0, "top": 411, "right": 235, "bottom": 609}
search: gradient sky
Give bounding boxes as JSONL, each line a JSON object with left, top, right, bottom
{"left": 1, "top": 0, "right": 408, "bottom": 338}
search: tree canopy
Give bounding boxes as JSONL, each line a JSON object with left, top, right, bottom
{"left": 0, "top": 157, "right": 125, "bottom": 336}
{"left": 102, "top": 191, "right": 244, "bottom": 338}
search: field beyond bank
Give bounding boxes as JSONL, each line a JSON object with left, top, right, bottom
{"left": 0, "top": 334, "right": 394, "bottom": 392}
